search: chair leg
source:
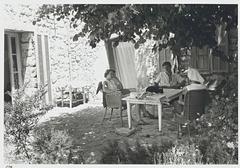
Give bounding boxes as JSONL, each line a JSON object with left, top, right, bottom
{"left": 102, "top": 108, "right": 108, "bottom": 124}
{"left": 130, "top": 105, "right": 135, "bottom": 121}
{"left": 178, "top": 123, "right": 182, "bottom": 138}
{"left": 187, "top": 124, "right": 190, "bottom": 138}
{"left": 120, "top": 109, "right": 123, "bottom": 127}
{"left": 131, "top": 113, "right": 135, "bottom": 121}
{"left": 109, "top": 108, "right": 113, "bottom": 121}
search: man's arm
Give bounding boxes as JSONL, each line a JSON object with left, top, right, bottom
{"left": 171, "top": 74, "right": 186, "bottom": 89}
{"left": 154, "top": 75, "right": 160, "bottom": 85}
{"left": 174, "top": 80, "right": 186, "bottom": 89}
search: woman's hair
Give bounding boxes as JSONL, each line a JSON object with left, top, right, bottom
{"left": 104, "top": 69, "right": 116, "bottom": 78}
{"left": 162, "top": 61, "right": 171, "bottom": 67}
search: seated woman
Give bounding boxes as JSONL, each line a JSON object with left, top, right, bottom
{"left": 102, "top": 69, "right": 129, "bottom": 95}
{"left": 103, "top": 69, "right": 151, "bottom": 124}
{"left": 102, "top": 69, "right": 130, "bottom": 109}
{"left": 102, "top": 69, "right": 119, "bottom": 93}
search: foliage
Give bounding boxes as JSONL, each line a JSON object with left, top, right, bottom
{"left": 31, "top": 128, "right": 85, "bottom": 164}
{"left": 100, "top": 139, "right": 173, "bottom": 164}
{"left": 190, "top": 72, "right": 238, "bottom": 164}
{"left": 4, "top": 85, "right": 50, "bottom": 161}
{"left": 158, "top": 142, "right": 203, "bottom": 164}
{"left": 135, "top": 39, "right": 160, "bottom": 88}
{"left": 100, "top": 139, "right": 204, "bottom": 164}
{"left": 34, "top": 4, "right": 237, "bottom": 62}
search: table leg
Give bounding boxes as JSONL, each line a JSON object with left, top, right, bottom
{"left": 136, "top": 104, "right": 141, "bottom": 121}
{"left": 158, "top": 103, "right": 162, "bottom": 132}
{"left": 127, "top": 101, "right": 132, "bottom": 129}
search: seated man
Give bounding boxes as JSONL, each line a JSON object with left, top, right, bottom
{"left": 151, "top": 62, "right": 186, "bottom": 119}
{"left": 154, "top": 61, "right": 186, "bottom": 89}
{"left": 183, "top": 67, "right": 206, "bottom": 93}
{"left": 175, "top": 68, "right": 209, "bottom": 121}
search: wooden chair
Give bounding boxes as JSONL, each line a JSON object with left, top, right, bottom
{"left": 176, "top": 89, "right": 210, "bottom": 138}
{"left": 102, "top": 91, "right": 124, "bottom": 126}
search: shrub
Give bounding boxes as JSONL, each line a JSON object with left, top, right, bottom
{"left": 99, "top": 139, "right": 126, "bottom": 164}
{"left": 4, "top": 85, "right": 50, "bottom": 162}
{"left": 32, "top": 129, "right": 79, "bottom": 164}
{"left": 100, "top": 139, "right": 205, "bottom": 164}
{"left": 160, "top": 142, "right": 203, "bottom": 164}
{"left": 190, "top": 73, "right": 238, "bottom": 164}
{"left": 100, "top": 139, "right": 173, "bottom": 164}
{"left": 31, "top": 128, "right": 85, "bottom": 164}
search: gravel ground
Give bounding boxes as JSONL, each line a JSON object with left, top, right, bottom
{"left": 36, "top": 102, "right": 179, "bottom": 161}
{"left": 5, "top": 102, "right": 179, "bottom": 163}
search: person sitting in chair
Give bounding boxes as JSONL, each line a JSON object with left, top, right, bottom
{"left": 154, "top": 62, "right": 186, "bottom": 119}
{"left": 175, "top": 68, "right": 210, "bottom": 138}
{"left": 102, "top": 69, "right": 119, "bottom": 93}
{"left": 102, "top": 69, "right": 152, "bottom": 125}
{"left": 175, "top": 67, "right": 209, "bottom": 118}
{"left": 183, "top": 67, "right": 206, "bottom": 93}
{"left": 154, "top": 61, "right": 185, "bottom": 89}
{"left": 101, "top": 69, "right": 130, "bottom": 109}
{"left": 96, "top": 69, "right": 129, "bottom": 108}
{"left": 102, "top": 69, "right": 128, "bottom": 94}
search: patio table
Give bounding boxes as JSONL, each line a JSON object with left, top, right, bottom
{"left": 122, "top": 89, "right": 182, "bottom": 132}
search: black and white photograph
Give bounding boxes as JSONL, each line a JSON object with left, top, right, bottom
{"left": 1, "top": 0, "right": 239, "bottom": 166}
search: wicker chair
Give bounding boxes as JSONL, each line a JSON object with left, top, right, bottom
{"left": 176, "top": 89, "right": 210, "bottom": 138}
{"left": 102, "top": 91, "right": 124, "bottom": 126}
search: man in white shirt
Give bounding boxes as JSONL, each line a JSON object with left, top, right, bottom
{"left": 154, "top": 62, "right": 185, "bottom": 89}
{"left": 183, "top": 67, "right": 207, "bottom": 92}
{"left": 153, "top": 62, "right": 186, "bottom": 120}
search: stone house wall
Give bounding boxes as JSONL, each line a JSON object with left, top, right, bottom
{"left": 4, "top": 4, "right": 107, "bottom": 103}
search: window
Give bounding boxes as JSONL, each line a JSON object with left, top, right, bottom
{"left": 5, "top": 32, "right": 23, "bottom": 92}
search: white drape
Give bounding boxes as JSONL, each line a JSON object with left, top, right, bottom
{"left": 112, "top": 42, "right": 138, "bottom": 88}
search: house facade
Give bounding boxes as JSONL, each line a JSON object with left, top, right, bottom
{"left": 3, "top": 4, "right": 69, "bottom": 105}
{"left": 3, "top": 4, "right": 107, "bottom": 105}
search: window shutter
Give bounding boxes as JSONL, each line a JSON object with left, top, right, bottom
{"left": 37, "top": 35, "right": 45, "bottom": 87}
{"left": 44, "top": 35, "right": 53, "bottom": 104}
{"left": 36, "top": 34, "right": 52, "bottom": 104}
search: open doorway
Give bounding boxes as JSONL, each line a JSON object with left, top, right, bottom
{"left": 4, "top": 32, "right": 23, "bottom": 102}
{"left": 4, "top": 34, "right": 11, "bottom": 102}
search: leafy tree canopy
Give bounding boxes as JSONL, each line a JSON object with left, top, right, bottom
{"left": 34, "top": 4, "right": 237, "bottom": 61}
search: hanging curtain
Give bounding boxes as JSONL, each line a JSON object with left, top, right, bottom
{"left": 112, "top": 42, "right": 138, "bottom": 89}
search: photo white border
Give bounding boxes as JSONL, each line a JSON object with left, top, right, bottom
{"left": 0, "top": 0, "right": 239, "bottom": 168}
